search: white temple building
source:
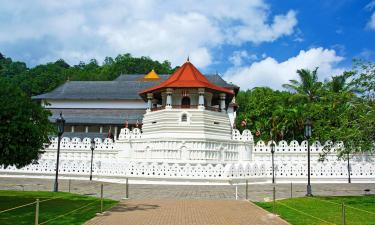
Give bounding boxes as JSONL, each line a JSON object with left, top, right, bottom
{"left": 0, "top": 60, "right": 374, "bottom": 183}
{"left": 116, "top": 60, "right": 252, "bottom": 164}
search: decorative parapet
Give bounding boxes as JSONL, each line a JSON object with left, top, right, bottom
{"left": 253, "top": 140, "right": 350, "bottom": 153}
{"left": 232, "top": 129, "right": 253, "bottom": 142}
{"left": 118, "top": 128, "right": 142, "bottom": 140}
{"left": 2, "top": 159, "right": 374, "bottom": 180}
{"left": 47, "top": 137, "right": 115, "bottom": 150}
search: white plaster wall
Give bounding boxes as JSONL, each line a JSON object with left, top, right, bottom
{"left": 142, "top": 109, "right": 232, "bottom": 140}
{"left": 1, "top": 132, "right": 374, "bottom": 183}
{"left": 227, "top": 106, "right": 235, "bottom": 127}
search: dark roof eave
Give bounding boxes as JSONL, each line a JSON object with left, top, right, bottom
{"left": 32, "top": 74, "right": 240, "bottom": 100}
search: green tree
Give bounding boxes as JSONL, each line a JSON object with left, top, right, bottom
{"left": 282, "top": 68, "right": 322, "bottom": 102}
{"left": 0, "top": 77, "right": 53, "bottom": 168}
{"left": 0, "top": 54, "right": 28, "bottom": 78}
{"left": 235, "top": 87, "right": 300, "bottom": 142}
{"left": 351, "top": 59, "right": 375, "bottom": 102}
{"left": 311, "top": 65, "right": 374, "bottom": 165}
{"left": 0, "top": 52, "right": 175, "bottom": 97}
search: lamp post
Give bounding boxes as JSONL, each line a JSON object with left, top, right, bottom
{"left": 304, "top": 118, "right": 313, "bottom": 196}
{"left": 53, "top": 113, "right": 65, "bottom": 192}
{"left": 270, "top": 141, "right": 276, "bottom": 184}
{"left": 347, "top": 152, "right": 351, "bottom": 184}
{"left": 89, "top": 139, "right": 95, "bottom": 181}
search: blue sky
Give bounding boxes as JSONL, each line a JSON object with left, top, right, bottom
{"left": 0, "top": 0, "right": 374, "bottom": 90}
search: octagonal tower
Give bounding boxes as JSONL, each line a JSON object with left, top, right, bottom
{"left": 139, "top": 60, "right": 235, "bottom": 140}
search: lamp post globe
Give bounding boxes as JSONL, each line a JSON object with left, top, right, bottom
{"left": 304, "top": 118, "right": 312, "bottom": 139}
{"left": 89, "top": 139, "right": 95, "bottom": 181}
{"left": 56, "top": 113, "right": 65, "bottom": 136}
{"left": 54, "top": 113, "right": 65, "bottom": 192}
{"left": 304, "top": 118, "right": 313, "bottom": 196}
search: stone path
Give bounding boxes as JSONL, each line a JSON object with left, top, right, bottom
{"left": 2, "top": 177, "right": 374, "bottom": 225}
{"left": 84, "top": 199, "right": 289, "bottom": 225}
{"left": 0, "top": 177, "right": 373, "bottom": 201}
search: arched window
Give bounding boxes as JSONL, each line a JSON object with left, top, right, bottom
{"left": 181, "top": 96, "right": 190, "bottom": 108}
{"left": 181, "top": 113, "right": 187, "bottom": 122}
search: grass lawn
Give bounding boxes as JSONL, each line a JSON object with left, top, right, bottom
{"left": 0, "top": 190, "right": 118, "bottom": 225}
{"left": 255, "top": 195, "right": 375, "bottom": 225}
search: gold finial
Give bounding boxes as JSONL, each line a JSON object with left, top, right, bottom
{"left": 144, "top": 69, "right": 159, "bottom": 79}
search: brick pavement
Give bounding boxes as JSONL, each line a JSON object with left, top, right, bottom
{"left": 0, "top": 177, "right": 374, "bottom": 201}
{"left": 2, "top": 177, "right": 374, "bottom": 224}
{"left": 84, "top": 199, "right": 289, "bottom": 225}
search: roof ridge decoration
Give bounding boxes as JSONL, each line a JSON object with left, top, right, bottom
{"left": 139, "top": 61, "right": 234, "bottom": 95}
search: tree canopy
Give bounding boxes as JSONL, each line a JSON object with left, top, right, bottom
{"left": 0, "top": 77, "right": 53, "bottom": 168}
{"left": 236, "top": 61, "right": 374, "bottom": 158}
{"left": 0, "top": 53, "right": 175, "bottom": 96}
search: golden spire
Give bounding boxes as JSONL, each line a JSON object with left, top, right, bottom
{"left": 143, "top": 69, "right": 160, "bottom": 79}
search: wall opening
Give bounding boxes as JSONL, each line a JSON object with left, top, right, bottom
{"left": 181, "top": 113, "right": 187, "bottom": 122}
{"left": 181, "top": 96, "right": 190, "bottom": 108}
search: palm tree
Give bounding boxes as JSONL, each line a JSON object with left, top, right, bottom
{"left": 282, "top": 68, "right": 322, "bottom": 102}
{"left": 331, "top": 75, "right": 348, "bottom": 93}
{"left": 328, "top": 71, "right": 361, "bottom": 95}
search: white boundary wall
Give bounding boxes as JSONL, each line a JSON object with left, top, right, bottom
{"left": 1, "top": 132, "right": 374, "bottom": 184}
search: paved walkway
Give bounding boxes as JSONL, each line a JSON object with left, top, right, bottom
{"left": 0, "top": 177, "right": 374, "bottom": 201}
{"left": 2, "top": 177, "right": 374, "bottom": 224}
{"left": 85, "top": 199, "right": 289, "bottom": 225}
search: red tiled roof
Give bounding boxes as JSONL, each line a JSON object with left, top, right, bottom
{"left": 139, "top": 61, "right": 234, "bottom": 95}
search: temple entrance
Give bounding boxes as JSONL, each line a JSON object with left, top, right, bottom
{"left": 181, "top": 96, "right": 190, "bottom": 108}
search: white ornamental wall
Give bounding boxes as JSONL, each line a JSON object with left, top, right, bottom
{"left": 0, "top": 130, "right": 374, "bottom": 182}
{"left": 2, "top": 158, "right": 374, "bottom": 182}
{"left": 252, "top": 140, "right": 374, "bottom": 163}
{"left": 116, "top": 128, "right": 253, "bottom": 163}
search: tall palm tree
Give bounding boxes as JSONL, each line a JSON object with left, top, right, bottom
{"left": 282, "top": 68, "right": 322, "bottom": 102}
{"left": 331, "top": 75, "right": 348, "bottom": 93}
{"left": 329, "top": 71, "right": 360, "bottom": 94}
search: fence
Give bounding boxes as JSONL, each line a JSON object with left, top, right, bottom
{"left": 252, "top": 182, "right": 375, "bottom": 225}
{"left": 0, "top": 181, "right": 131, "bottom": 225}
{"left": 0, "top": 176, "right": 373, "bottom": 224}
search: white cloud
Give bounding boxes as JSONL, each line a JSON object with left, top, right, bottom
{"left": 367, "top": 12, "right": 375, "bottom": 30}
{"left": 229, "top": 50, "right": 257, "bottom": 67}
{"left": 224, "top": 47, "right": 345, "bottom": 90}
{"left": 0, "top": 0, "right": 298, "bottom": 68}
